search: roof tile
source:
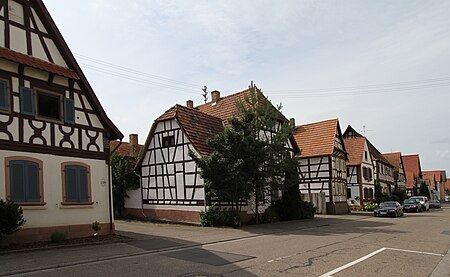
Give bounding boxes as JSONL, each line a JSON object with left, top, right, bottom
{"left": 293, "top": 119, "right": 338, "bottom": 158}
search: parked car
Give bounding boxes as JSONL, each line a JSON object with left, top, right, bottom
{"left": 403, "top": 199, "right": 421, "bottom": 213}
{"left": 374, "top": 201, "right": 404, "bottom": 217}
{"left": 410, "top": 196, "right": 429, "bottom": 211}
{"left": 429, "top": 199, "right": 441, "bottom": 208}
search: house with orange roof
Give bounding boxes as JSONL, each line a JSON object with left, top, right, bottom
{"left": 110, "top": 134, "right": 143, "bottom": 159}
{"left": 292, "top": 118, "right": 348, "bottom": 214}
{"left": 402, "top": 154, "right": 423, "bottom": 196}
{"left": 423, "top": 170, "right": 447, "bottom": 201}
{"left": 383, "top": 152, "right": 407, "bottom": 190}
{"left": 125, "top": 88, "right": 298, "bottom": 224}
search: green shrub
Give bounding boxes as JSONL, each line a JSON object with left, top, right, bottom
{"left": 298, "top": 200, "right": 315, "bottom": 219}
{"left": 363, "top": 203, "right": 378, "bottom": 211}
{"left": 200, "top": 205, "right": 240, "bottom": 227}
{"left": 0, "top": 199, "right": 25, "bottom": 240}
{"left": 391, "top": 188, "right": 407, "bottom": 203}
{"left": 261, "top": 206, "right": 280, "bottom": 223}
{"left": 92, "top": 221, "right": 101, "bottom": 233}
{"left": 50, "top": 231, "right": 66, "bottom": 242}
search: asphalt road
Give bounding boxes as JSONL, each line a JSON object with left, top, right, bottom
{"left": 1, "top": 205, "right": 449, "bottom": 277}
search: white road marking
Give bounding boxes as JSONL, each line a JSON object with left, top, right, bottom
{"left": 319, "top": 247, "right": 387, "bottom": 277}
{"left": 319, "top": 247, "right": 445, "bottom": 277}
{"left": 385, "top": 247, "right": 445, "bottom": 257}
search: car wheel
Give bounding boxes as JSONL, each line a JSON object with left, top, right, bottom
{"left": 416, "top": 208, "right": 419, "bottom": 213}
{"left": 394, "top": 212, "right": 398, "bottom": 218}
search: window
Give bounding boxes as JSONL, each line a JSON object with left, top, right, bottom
{"left": 365, "top": 151, "right": 368, "bottom": 161}
{"left": 64, "top": 97, "right": 75, "bottom": 123}
{"left": 62, "top": 163, "right": 92, "bottom": 204}
{"left": 0, "top": 80, "right": 9, "bottom": 111}
{"left": 162, "top": 135, "right": 175, "bottom": 147}
{"left": 20, "top": 87, "right": 35, "bottom": 116}
{"left": 37, "top": 91, "right": 61, "bottom": 120}
{"left": 6, "top": 157, "right": 44, "bottom": 204}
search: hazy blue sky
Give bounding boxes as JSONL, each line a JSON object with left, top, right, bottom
{"left": 43, "top": 0, "right": 450, "bottom": 174}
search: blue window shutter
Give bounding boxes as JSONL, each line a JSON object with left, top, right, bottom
{"left": 0, "top": 80, "right": 8, "bottom": 111}
{"left": 10, "top": 161, "right": 25, "bottom": 202}
{"left": 64, "top": 97, "right": 75, "bottom": 124}
{"left": 20, "top": 87, "right": 35, "bottom": 116}
{"left": 65, "top": 165, "right": 78, "bottom": 202}
{"left": 78, "top": 167, "right": 89, "bottom": 202}
{"left": 26, "top": 162, "right": 40, "bottom": 202}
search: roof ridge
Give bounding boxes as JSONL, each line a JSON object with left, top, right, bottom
{"left": 296, "top": 118, "right": 338, "bottom": 128}
{"left": 195, "top": 88, "right": 251, "bottom": 108}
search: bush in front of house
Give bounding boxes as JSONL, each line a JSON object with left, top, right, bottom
{"left": 363, "top": 202, "right": 378, "bottom": 211}
{"left": 261, "top": 206, "right": 280, "bottom": 223}
{"left": 0, "top": 199, "right": 26, "bottom": 240}
{"left": 50, "top": 231, "right": 66, "bottom": 242}
{"left": 200, "top": 205, "right": 240, "bottom": 227}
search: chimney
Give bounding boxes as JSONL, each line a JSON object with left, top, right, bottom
{"left": 289, "top": 118, "right": 296, "bottom": 127}
{"left": 211, "top": 90, "right": 220, "bottom": 103}
{"left": 129, "top": 134, "right": 138, "bottom": 147}
{"left": 186, "top": 100, "right": 194, "bottom": 109}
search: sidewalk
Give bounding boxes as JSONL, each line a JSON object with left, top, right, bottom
{"left": 431, "top": 248, "right": 450, "bottom": 277}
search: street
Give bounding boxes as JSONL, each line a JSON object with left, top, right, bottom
{"left": 1, "top": 205, "right": 449, "bottom": 277}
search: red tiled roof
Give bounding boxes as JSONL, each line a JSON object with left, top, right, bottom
{"left": 110, "top": 140, "right": 143, "bottom": 158}
{"left": 196, "top": 89, "right": 287, "bottom": 126}
{"left": 403, "top": 154, "right": 422, "bottom": 189}
{"left": 383, "top": 152, "right": 402, "bottom": 170}
{"left": 423, "top": 172, "right": 436, "bottom": 188}
{"left": 156, "top": 105, "right": 224, "bottom": 156}
{"left": 422, "top": 170, "right": 446, "bottom": 182}
{"left": 293, "top": 119, "right": 338, "bottom": 158}
{"left": 0, "top": 47, "right": 79, "bottom": 80}
{"left": 343, "top": 137, "right": 366, "bottom": 166}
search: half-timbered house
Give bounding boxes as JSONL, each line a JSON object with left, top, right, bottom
{"left": 125, "top": 89, "right": 298, "bottom": 224}
{"left": 383, "top": 152, "right": 407, "bottom": 191}
{"left": 402, "top": 154, "right": 423, "bottom": 196}
{"left": 423, "top": 170, "right": 447, "bottom": 201}
{"left": 0, "top": 0, "right": 122, "bottom": 243}
{"left": 343, "top": 136, "right": 375, "bottom": 205}
{"left": 293, "top": 118, "right": 348, "bottom": 214}
{"left": 343, "top": 126, "right": 395, "bottom": 197}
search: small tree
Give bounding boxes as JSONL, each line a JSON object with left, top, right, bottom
{"left": 419, "top": 181, "right": 431, "bottom": 199}
{"left": 0, "top": 199, "right": 26, "bottom": 241}
{"left": 111, "top": 152, "right": 140, "bottom": 217}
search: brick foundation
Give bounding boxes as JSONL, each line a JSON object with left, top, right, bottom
{"left": 124, "top": 208, "right": 201, "bottom": 224}
{"left": 2, "top": 223, "right": 113, "bottom": 246}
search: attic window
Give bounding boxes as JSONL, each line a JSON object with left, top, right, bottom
{"left": 162, "top": 136, "right": 175, "bottom": 147}
{"left": 365, "top": 151, "right": 368, "bottom": 161}
{"left": 37, "top": 91, "right": 61, "bottom": 120}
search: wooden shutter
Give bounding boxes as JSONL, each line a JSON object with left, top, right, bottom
{"left": 65, "top": 166, "right": 78, "bottom": 202}
{"left": 78, "top": 167, "right": 89, "bottom": 202}
{"left": 64, "top": 97, "right": 75, "bottom": 124}
{"left": 0, "top": 80, "right": 8, "bottom": 111}
{"left": 10, "top": 161, "right": 25, "bottom": 202}
{"left": 26, "top": 162, "right": 41, "bottom": 202}
{"left": 20, "top": 87, "right": 35, "bottom": 116}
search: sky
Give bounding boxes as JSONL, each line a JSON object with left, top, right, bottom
{"left": 42, "top": 0, "right": 450, "bottom": 174}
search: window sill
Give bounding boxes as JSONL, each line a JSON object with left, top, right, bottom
{"left": 60, "top": 202, "right": 94, "bottom": 206}
{"left": 17, "top": 202, "right": 47, "bottom": 207}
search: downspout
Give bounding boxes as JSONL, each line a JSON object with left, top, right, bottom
{"left": 136, "top": 169, "right": 147, "bottom": 219}
{"left": 108, "top": 138, "right": 123, "bottom": 232}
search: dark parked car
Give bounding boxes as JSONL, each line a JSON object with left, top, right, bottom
{"left": 429, "top": 199, "right": 441, "bottom": 208}
{"left": 403, "top": 198, "right": 421, "bottom": 213}
{"left": 374, "top": 201, "right": 404, "bottom": 217}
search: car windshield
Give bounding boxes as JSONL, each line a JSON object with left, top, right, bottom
{"left": 411, "top": 197, "right": 423, "bottom": 201}
{"left": 379, "top": 202, "right": 396, "bottom": 208}
{"left": 404, "top": 199, "right": 416, "bottom": 204}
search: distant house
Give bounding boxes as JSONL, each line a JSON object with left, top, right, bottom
{"left": 445, "top": 178, "right": 450, "bottom": 200}
{"left": 423, "top": 170, "right": 447, "bottom": 201}
{"left": 0, "top": 1, "right": 122, "bottom": 243}
{"left": 110, "top": 134, "right": 143, "bottom": 159}
{"left": 383, "top": 152, "right": 407, "bottom": 191}
{"left": 125, "top": 89, "right": 298, "bottom": 224}
{"left": 343, "top": 135, "right": 375, "bottom": 205}
{"left": 293, "top": 118, "right": 348, "bottom": 214}
{"left": 402, "top": 154, "right": 423, "bottom": 196}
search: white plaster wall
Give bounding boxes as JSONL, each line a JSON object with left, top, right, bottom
{"left": 9, "top": 25, "right": 27, "bottom": 54}
{"left": 0, "top": 150, "right": 112, "bottom": 228}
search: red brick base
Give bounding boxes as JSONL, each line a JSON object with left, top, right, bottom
{"left": 2, "top": 223, "right": 113, "bottom": 246}
{"left": 124, "top": 208, "right": 201, "bottom": 224}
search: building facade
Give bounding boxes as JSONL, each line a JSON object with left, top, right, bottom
{"left": 0, "top": 0, "right": 122, "bottom": 243}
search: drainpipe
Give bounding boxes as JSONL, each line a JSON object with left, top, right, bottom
{"left": 108, "top": 138, "right": 123, "bottom": 232}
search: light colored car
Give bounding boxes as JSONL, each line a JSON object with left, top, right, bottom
{"left": 410, "top": 196, "right": 429, "bottom": 211}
